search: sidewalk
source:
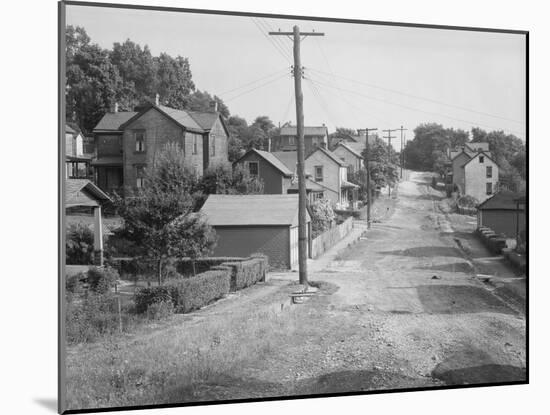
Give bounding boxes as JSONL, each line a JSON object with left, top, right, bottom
{"left": 268, "top": 219, "right": 368, "bottom": 282}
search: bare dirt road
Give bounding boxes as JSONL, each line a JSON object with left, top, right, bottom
{"left": 185, "top": 171, "right": 526, "bottom": 402}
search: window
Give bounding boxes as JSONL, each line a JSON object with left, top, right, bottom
{"left": 134, "top": 131, "right": 145, "bottom": 153}
{"left": 193, "top": 135, "right": 198, "bottom": 155}
{"left": 210, "top": 134, "right": 216, "bottom": 156}
{"left": 315, "top": 192, "right": 324, "bottom": 200}
{"left": 486, "top": 182, "right": 493, "bottom": 195}
{"left": 486, "top": 166, "right": 493, "bottom": 178}
{"left": 136, "top": 165, "right": 145, "bottom": 188}
{"left": 479, "top": 155, "right": 484, "bottom": 163}
{"left": 248, "top": 161, "right": 259, "bottom": 177}
{"left": 315, "top": 165, "right": 323, "bottom": 182}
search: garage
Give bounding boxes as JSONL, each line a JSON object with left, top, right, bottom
{"left": 200, "top": 194, "right": 311, "bottom": 270}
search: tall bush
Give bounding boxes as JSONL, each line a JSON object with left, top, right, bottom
{"left": 310, "top": 198, "right": 336, "bottom": 238}
{"left": 66, "top": 223, "right": 95, "bottom": 265}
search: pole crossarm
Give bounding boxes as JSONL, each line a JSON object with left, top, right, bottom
{"left": 269, "top": 32, "right": 325, "bottom": 36}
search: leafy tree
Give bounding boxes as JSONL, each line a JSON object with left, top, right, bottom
{"left": 167, "top": 213, "right": 217, "bottom": 276}
{"left": 310, "top": 198, "right": 335, "bottom": 237}
{"left": 199, "top": 163, "right": 264, "bottom": 197}
{"left": 114, "top": 143, "right": 201, "bottom": 285}
{"left": 335, "top": 127, "right": 356, "bottom": 136}
{"left": 110, "top": 39, "right": 158, "bottom": 108}
{"left": 228, "top": 136, "right": 245, "bottom": 162}
{"left": 155, "top": 53, "right": 195, "bottom": 109}
{"left": 185, "top": 90, "right": 230, "bottom": 118}
{"left": 361, "top": 137, "right": 399, "bottom": 190}
{"left": 66, "top": 26, "right": 123, "bottom": 132}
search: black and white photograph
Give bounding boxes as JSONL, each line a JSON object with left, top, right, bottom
{"left": 58, "top": 1, "right": 527, "bottom": 413}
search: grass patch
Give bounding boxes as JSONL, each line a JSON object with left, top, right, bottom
{"left": 65, "top": 287, "right": 305, "bottom": 410}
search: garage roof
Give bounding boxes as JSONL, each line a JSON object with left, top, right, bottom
{"left": 200, "top": 194, "right": 310, "bottom": 226}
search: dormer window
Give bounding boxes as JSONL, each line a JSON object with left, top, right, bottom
{"left": 479, "top": 155, "right": 484, "bottom": 163}
{"left": 134, "top": 131, "right": 145, "bottom": 153}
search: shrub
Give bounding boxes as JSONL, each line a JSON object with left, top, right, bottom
{"left": 431, "top": 176, "right": 437, "bottom": 189}
{"left": 66, "top": 223, "right": 95, "bottom": 265}
{"left": 146, "top": 300, "right": 174, "bottom": 320}
{"left": 311, "top": 198, "right": 336, "bottom": 237}
{"left": 66, "top": 271, "right": 87, "bottom": 294}
{"left": 219, "top": 255, "right": 268, "bottom": 291}
{"left": 457, "top": 195, "right": 479, "bottom": 208}
{"left": 87, "top": 266, "right": 119, "bottom": 294}
{"left": 66, "top": 293, "right": 127, "bottom": 343}
{"left": 167, "top": 269, "right": 230, "bottom": 313}
{"left": 134, "top": 286, "right": 174, "bottom": 314}
{"left": 176, "top": 257, "right": 245, "bottom": 277}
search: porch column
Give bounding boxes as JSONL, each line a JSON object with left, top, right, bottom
{"left": 93, "top": 205, "right": 104, "bottom": 266}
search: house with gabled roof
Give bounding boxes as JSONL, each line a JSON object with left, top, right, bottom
{"left": 332, "top": 142, "right": 364, "bottom": 175}
{"left": 91, "top": 99, "right": 229, "bottom": 194}
{"left": 234, "top": 148, "right": 294, "bottom": 194}
{"left": 449, "top": 147, "right": 499, "bottom": 202}
{"left": 271, "top": 124, "right": 329, "bottom": 155}
{"left": 477, "top": 190, "right": 526, "bottom": 238}
{"left": 200, "top": 194, "right": 311, "bottom": 270}
{"left": 65, "top": 124, "right": 93, "bottom": 180}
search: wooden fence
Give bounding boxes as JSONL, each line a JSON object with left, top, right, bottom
{"left": 310, "top": 217, "right": 354, "bottom": 259}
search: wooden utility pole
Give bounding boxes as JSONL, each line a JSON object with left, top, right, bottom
{"left": 396, "top": 126, "right": 408, "bottom": 179}
{"left": 363, "top": 127, "right": 377, "bottom": 229}
{"left": 270, "top": 26, "right": 324, "bottom": 287}
{"left": 382, "top": 129, "right": 397, "bottom": 197}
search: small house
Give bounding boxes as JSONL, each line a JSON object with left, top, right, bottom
{"left": 332, "top": 142, "right": 364, "bottom": 175}
{"left": 477, "top": 191, "right": 526, "bottom": 239}
{"left": 200, "top": 194, "right": 311, "bottom": 270}
{"left": 271, "top": 125, "right": 329, "bottom": 156}
{"left": 234, "top": 148, "right": 294, "bottom": 194}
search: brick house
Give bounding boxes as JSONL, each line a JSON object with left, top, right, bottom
{"left": 91, "top": 102, "right": 229, "bottom": 194}
{"left": 271, "top": 125, "right": 329, "bottom": 156}
{"left": 332, "top": 142, "right": 364, "bottom": 175}
{"left": 200, "top": 194, "right": 311, "bottom": 270}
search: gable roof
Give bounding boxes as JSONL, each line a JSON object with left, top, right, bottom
{"left": 66, "top": 179, "right": 112, "bottom": 207}
{"left": 272, "top": 151, "right": 298, "bottom": 171}
{"left": 235, "top": 149, "right": 293, "bottom": 177}
{"left": 66, "top": 124, "right": 76, "bottom": 134}
{"left": 463, "top": 151, "right": 498, "bottom": 168}
{"left": 154, "top": 105, "right": 203, "bottom": 131}
{"left": 280, "top": 125, "right": 328, "bottom": 136}
{"left": 307, "top": 146, "right": 347, "bottom": 167}
{"left": 477, "top": 191, "right": 526, "bottom": 211}
{"left": 466, "top": 142, "right": 490, "bottom": 152}
{"left": 93, "top": 112, "right": 138, "bottom": 132}
{"left": 200, "top": 194, "right": 309, "bottom": 226}
{"left": 335, "top": 142, "right": 364, "bottom": 159}
{"left": 187, "top": 110, "right": 230, "bottom": 137}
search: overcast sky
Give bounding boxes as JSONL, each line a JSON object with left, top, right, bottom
{"left": 66, "top": 4, "right": 526, "bottom": 147}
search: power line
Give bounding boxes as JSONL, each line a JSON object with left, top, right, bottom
{"left": 308, "top": 67, "right": 524, "bottom": 125}
{"left": 223, "top": 72, "right": 289, "bottom": 102}
{"left": 310, "top": 75, "right": 525, "bottom": 137}
{"left": 306, "top": 75, "right": 392, "bottom": 125}
{"left": 250, "top": 17, "right": 292, "bottom": 64}
{"left": 258, "top": 18, "right": 293, "bottom": 62}
{"left": 218, "top": 67, "right": 289, "bottom": 96}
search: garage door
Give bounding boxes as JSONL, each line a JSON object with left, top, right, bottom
{"left": 290, "top": 225, "right": 309, "bottom": 270}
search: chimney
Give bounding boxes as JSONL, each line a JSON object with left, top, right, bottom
{"left": 114, "top": 102, "right": 119, "bottom": 113}
{"left": 155, "top": 93, "right": 160, "bottom": 106}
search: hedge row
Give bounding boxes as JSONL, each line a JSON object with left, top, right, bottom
{"left": 214, "top": 254, "right": 267, "bottom": 291}
{"left": 134, "top": 269, "right": 231, "bottom": 314}
{"left": 133, "top": 255, "right": 268, "bottom": 314}
{"left": 476, "top": 227, "right": 507, "bottom": 254}
{"left": 176, "top": 257, "right": 245, "bottom": 277}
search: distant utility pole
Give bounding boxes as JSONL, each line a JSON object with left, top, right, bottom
{"left": 270, "top": 26, "right": 324, "bottom": 288}
{"left": 396, "top": 126, "right": 408, "bottom": 179}
{"left": 363, "top": 127, "right": 377, "bottom": 229}
{"left": 383, "top": 129, "right": 397, "bottom": 197}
